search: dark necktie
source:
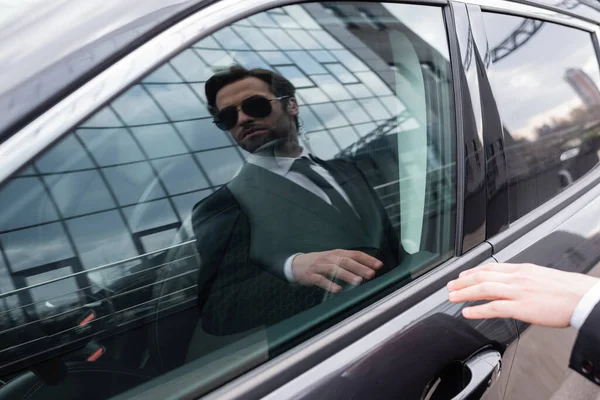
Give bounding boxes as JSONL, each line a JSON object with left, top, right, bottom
{"left": 290, "top": 157, "right": 359, "bottom": 221}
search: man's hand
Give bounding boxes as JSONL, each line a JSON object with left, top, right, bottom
{"left": 447, "top": 263, "right": 598, "bottom": 327}
{"left": 292, "top": 250, "right": 383, "bottom": 293}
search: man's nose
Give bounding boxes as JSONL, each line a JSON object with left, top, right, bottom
{"left": 236, "top": 108, "right": 254, "bottom": 126}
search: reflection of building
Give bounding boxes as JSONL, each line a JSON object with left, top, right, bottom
{"left": 0, "top": 6, "right": 420, "bottom": 327}
{"left": 0, "top": 4, "right": 453, "bottom": 354}
{"left": 565, "top": 68, "right": 600, "bottom": 108}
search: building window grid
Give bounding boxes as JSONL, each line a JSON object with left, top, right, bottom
{"left": 0, "top": 4, "right": 415, "bottom": 309}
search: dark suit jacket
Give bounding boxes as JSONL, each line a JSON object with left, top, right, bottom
{"left": 570, "top": 300, "right": 600, "bottom": 385}
{"left": 191, "top": 156, "right": 405, "bottom": 335}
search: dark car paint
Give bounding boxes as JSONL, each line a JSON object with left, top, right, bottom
{"left": 0, "top": 0, "right": 598, "bottom": 399}
{"left": 452, "top": 2, "right": 488, "bottom": 254}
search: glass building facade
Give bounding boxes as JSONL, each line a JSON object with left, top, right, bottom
{"left": 0, "top": 2, "right": 455, "bottom": 374}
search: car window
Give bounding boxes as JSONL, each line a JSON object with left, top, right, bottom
{"left": 483, "top": 13, "right": 600, "bottom": 222}
{"left": 0, "top": 2, "right": 455, "bottom": 398}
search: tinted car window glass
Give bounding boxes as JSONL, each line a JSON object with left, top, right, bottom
{"left": 483, "top": 13, "right": 600, "bottom": 222}
{"left": 0, "top": 3, "right": 454, "bottom": 398}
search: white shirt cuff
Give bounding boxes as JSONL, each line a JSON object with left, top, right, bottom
{"left": 284, "top": 253, "right": 302, "bottom": 283}
{"left": 570, "top": 281, "right": 600, "bottom": 330}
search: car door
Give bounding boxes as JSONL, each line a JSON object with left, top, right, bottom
{"left": 470, "top": 2, "right": 600, "bottom": 399}
{"left": 0, "top": 1, "right": 520, "bottom": 399}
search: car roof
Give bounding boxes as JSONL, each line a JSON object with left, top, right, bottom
{"left": 0, "top": 0, "right": 209, "bottom": 142}
{"left": 0, "top": 0, "right": 598, "bottom": 142}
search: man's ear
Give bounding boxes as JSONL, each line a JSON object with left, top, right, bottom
{"left": 287, "top": 97, "right": 299, "bottom": 116}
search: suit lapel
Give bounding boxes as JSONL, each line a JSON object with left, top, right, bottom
{"left": 313, "top": 157, "right": 382, "bottom": 238}
{"left": 230, "top": 162, "right": 366, "bottom": 239}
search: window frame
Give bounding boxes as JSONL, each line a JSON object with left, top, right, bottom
{"left": 0, "top": 0, "right": 464, "bottom": 393}
{"left": 0, "top": 0, "right": 462, "bottom": 394}
{"left": 2, "top": 0, "right": 597, "bottom": 398}
{"left": 467, "top": 0, "right": 600, "bottom": 255}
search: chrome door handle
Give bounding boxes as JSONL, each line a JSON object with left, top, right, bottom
{"left": 451, "top": 349, "right": 502, "bottom": 400}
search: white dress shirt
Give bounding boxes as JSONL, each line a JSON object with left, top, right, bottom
{"left": 245, "top": 145, "right": 357, "bottom": 283}
{"left": 570, "top": 281, "right": 600, "bottom": 329}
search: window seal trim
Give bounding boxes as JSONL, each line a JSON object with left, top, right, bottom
{"left": 0, "top": 0, "right": 449, "bottom": 185}
{"left": 446, "top": 3, "right": 466, "bottom": 255}
{"left": 455, "top": 0, "right": 600, "bottom": 30}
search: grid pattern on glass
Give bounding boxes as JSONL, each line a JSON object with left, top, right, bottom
{"left": 0, "top": 4, "right": 455, "bottom": 399}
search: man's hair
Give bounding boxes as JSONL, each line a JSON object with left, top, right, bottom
{"left": 205, "top": 65, "right": 299, "bottom": 129}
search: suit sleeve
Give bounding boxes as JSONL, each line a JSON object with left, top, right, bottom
{"left": 569, "top": 300, "right": 600, "bottom": 385}
{"left": 191, "top": 188, "right": 242, "bottom": 305}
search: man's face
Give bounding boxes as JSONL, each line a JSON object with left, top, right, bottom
{"left": 215, "top": 77, "right": 297, "bottom": 153}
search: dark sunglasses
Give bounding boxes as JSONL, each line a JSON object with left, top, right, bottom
{"left": 212, "top": 95, "right": 290, "bottom": 131}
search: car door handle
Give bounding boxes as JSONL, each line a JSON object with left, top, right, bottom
{"left": 452, "top": 349, "right": 502, "bottom": 400}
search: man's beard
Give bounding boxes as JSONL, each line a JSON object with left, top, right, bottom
{"left": 241, "top": 116, "right": 293, "bottom": 153}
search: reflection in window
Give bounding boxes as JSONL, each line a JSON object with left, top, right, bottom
{"left": 213, "top": 27, "right": 250, "bottom": 51}
{"left": 272, "top": 14, "right": 302, "bottom": 29}
{"left": 25, "top": 267, "right": 80, "bottom": 315}
{"left": 232, "top": 27, "right": 278, "bottom": 51}
{"left": 360, "top": 97, "right": 393, "bottom": 120}
{"left": 286, "top": 51, "right": 327, "bottom": 74}
{"left": 337, "top": 100, "right": 372, "bottom": 124}
{"left": 152, "top": 155, "right": 210, "bottom": 195}
{"left": 306, "top": 130, "right": 340, "bottom": 160}
{"left": 310, "top": 30, "right": 344, "bottom": 49}
{"left": 484, "top": 13, "right": 600, "bottom": 221}
{"left": 0, "top": 4, "right": 456, "bottom": 399}
{"left": 36, "top": 136, "right": 95, "bottom": 173}
{"left": 261, "top": 28, "right": 302, "bottom": 50}
{"left": 310, "top": 103, "right": 349, "bottom": 129}
{"left": 346, "top": 83, "right": 374, "bottom": 99}
{"left": 232, "top": 51, "right": 271, "bottom": 70}
{"left": 329, "top": 126, "right": 360, "bottom": 149}
{"left": 66, "top": 211, "right": 138, "bottom": 271}
{"left": 140, "top": 229, "right": 180, "bottom": 253}
{"left": 288, "top": 30, "right": 323, "bottom": 50}
{"left": 195, "top": 148, "right": 244, "bottom": 186}
{"left": 170, "top": 50, "right": 212, "bottom": 82}
{"left": 259, "top": 51, "right": 293, "bottom": 66}
{"left": 0, "top": 177, "right": 58, "bottom": 231}
{"left": 1, "top": 223, "right": 75, "bottom": 272}
{"left": 310, "top": 50, "right": 336, "bottom": 63}
{"left": 175, "top": 119, "right": 233, "bottom": 151}
{"left": 103, "top": 162, "right": 166, "bottom": 206}
{"left": 144, "top": 64, "right": 184, "bottom": 84}
{"left": 275, "top": 66, "right": 314, "bottom": 88}
{"left": 331, "top": 49, "right": 370, "bottom": 72}
{"left": 311, "top": 74, "right": 352, "bottom": 101}
{"left": 112, "top": 86, "right": 169, "bottom": 126}
{"left": 145, "top": 84, "right": 209, "bottom": 121}
{"left": 123, "top": 199, "right": 179, "bottom": 233}
{"left": 78, "top": 127, "right": 146, "bottom": 167}
{"left": 326, "top": 63, "right": 359, "bottom": 84}
{"left": 131, "top": 124, "right": 188, "bottom": 158}
{"left": 44, "top": 171, "right": 116, "bottom": 218}
{"left": 172, "top": 190, "right": 212, "bottom": 221}
{"left": 297, "top": 87, "right": 329, "bottom": 104}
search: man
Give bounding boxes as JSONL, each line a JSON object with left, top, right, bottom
{"left": 447, "top": 262, "right": 600, "bottom": 386}
{"left": 191, "top": 66, "right": 404, "bottom": 335}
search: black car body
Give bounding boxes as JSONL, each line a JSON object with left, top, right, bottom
{"left": 0, "top": 0, "right": 599, "bottom": 399}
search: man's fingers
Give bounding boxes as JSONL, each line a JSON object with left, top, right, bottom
{"left": 459, "top": 263, "right": 523, "bottom": 277}
{"left": 311, "top": 274, "right": 342, "bottom": 293}
{"left": 447, "top": 271, "right": 513, "bottom": 291}
{"left": 316, "top": 264, "right": 363, "bottom": 285}
{"left": 448, "top": 282, "right": 516, "bottom": 302}
{"left": 343, "top": 250, "right": 383, "bottom": 270}
{"left": 338, "top": 256, "right": 377, "bottom": 280}
{"left": 462, "top": 300, "right": 514, "bottom": 320}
